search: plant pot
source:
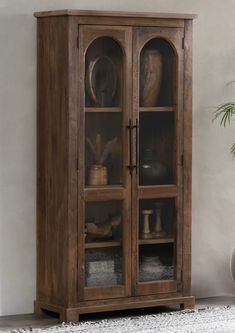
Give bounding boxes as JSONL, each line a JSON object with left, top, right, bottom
{"left": 88, "top": 164, "right": 108, "bottom": 186}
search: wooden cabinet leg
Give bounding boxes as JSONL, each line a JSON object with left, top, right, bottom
{"left": 34, "top": 301, "right": 45, "bottom": 316}
{"left": 60, "top": 309, "right": 79, "bottom": 322}
{"left": 180, "top": 298, "right": 195, "bottom": 310}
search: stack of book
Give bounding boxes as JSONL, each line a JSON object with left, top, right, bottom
{"left": 86, "top": 259, "right": 117, "bottom": 287}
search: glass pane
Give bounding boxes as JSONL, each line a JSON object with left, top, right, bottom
{"left": 139, "top": 38, "right": 174, "bottom": 107}
{"left": 85, "top": 247, "right": 122, "bottom": 287}
{"left": 138, "top": 198, "right": 175, "bottom": 282}
{"left": 85, "top": 201, "right": 123, "bottom": 287}
{"left": 139, "top": 244, "right": 174, "bottom": 282}
{"left": 84, "top": 37, "right": 123, "bottom": 187}
{"left": 85, "top": 113, "right": 122, "bottom": 186}
{"left": 85, "top": 201, "right": 122, "bottom": 243}
{"left": 139, "top": 112, "right": 175, "bottom": 185}
{"left": 85, "top": 37, "right": 122, "bottom": 107}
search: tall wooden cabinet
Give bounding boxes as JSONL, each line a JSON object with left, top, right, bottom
{"left": 34, "top": 9, "right": 196, "bottom": 321}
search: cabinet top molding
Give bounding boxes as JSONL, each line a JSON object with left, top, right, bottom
{"left": 34, "top": 9, "right": 197, "bottom": 19}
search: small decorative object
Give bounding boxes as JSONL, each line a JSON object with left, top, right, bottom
{"left": 88, "top": 165, "right": 107, "bottom": 186}
{"left": 140, "top": 49, "right": 163, "bottom": 107}
{"left": 140, "top": 256, "right": 162, "bottom": 274}
{"left": 86, "top": 133, "right": 117, "bottom": 185}
{"left": 140, "top": 148, "right": 169, "bottom": 185}
{"left": 139, "top": 255, "right": 173, "bottom": 281}
{"left": 86, "top": 55, "right": 117, "bottom": 106}
{"left": 85, "top": 215, "right": 121, "bottom": 241}
{"left": 152, "top": 202, "right": 167, "bottom": 238}
{"left": 141, "top": 209, "right": 153, "bottom": 239}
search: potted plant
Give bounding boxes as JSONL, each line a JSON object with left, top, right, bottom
{"left": 214, "top": 103, "right": 235, "bottom": 156}
{"left": 86, "top": 133, "right": 117, "bottom": 185}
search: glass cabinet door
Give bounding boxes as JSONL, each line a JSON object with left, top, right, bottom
{"left": 85, "top": 36, "right": 123, "bottom": 187}
{"left": 78, "top": 26, "right": 132, "bottom": 301}
{"left": 132, "top": 27, "right": 184, "bottom": 295}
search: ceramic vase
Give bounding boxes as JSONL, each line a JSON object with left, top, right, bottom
{"left": 140, "top": 148, "right": 169, "bottom": 185}
{"left": 140, "top": 50, "right": 163, "bottom": 107}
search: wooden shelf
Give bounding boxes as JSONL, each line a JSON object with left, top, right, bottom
{"left": 138, "top": 184, "right": 178, "bottom": 199}
{"left": 85, "top": 186, "right": 125, "bottom": 201}
{"left": 138, "top": 237, "right": 174, "bottom": 245}
{"left": 139, "top": 107, "right": 174, "bottom": 112}
{"left": 85, "top": 241, "right": 121, "bottom": 249}
{"left": 85, "top": 107, "right": 122, "bottom": 113}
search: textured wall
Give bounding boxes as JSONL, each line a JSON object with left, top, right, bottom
{"left": 0, "top": 0, "right": 235, "bottom": 316}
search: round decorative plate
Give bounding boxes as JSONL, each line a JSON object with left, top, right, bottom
{"left": 86, "top": 56, "right": 117, "bottom": 107}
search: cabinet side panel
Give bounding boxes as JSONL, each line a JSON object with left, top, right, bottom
{"left": 183, "top": 20, "right": 193, "bottom": 296}
{"left": 67, "top": 16, "right": 79, "bottom": 306}
{"left": 37, "top": 16, "right": 69, "bottom": 306}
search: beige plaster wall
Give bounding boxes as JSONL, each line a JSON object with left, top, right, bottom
{"left": 0, "top": 0, "right": 235, "bottom": 315}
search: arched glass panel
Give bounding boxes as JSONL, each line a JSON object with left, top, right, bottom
{"left": 84, "top": 37, "right": 124, "bottom": 288}
{"left": 85, "top": 37, "right": 123, "bottom": 187}
{"left": 138, "top": 38, "right": 177, "bottom": 283}
{"left": 139, "top": 38, "right": 176, "bottom": 186}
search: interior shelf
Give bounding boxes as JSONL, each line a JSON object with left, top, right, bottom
{"left": 85, "top": 241, "right": 121, "bottom": 249}
{"left": 139, "top": 107, "right": 174, "bottom": 112}
{"left": 138, "top": 237, "right": 174, "bottom": 245}
{"left": 138, "top": 185, "right": 178, "bottom": 199}
{"left": 85, "top": 107, "right": 122, "bottom": 113}
{"left": 84, "top": 186, "right": 125, "bottom": 201}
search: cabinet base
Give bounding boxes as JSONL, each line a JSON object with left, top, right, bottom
{"left": 35, "top": 295, "right": 195, "bottom": 322}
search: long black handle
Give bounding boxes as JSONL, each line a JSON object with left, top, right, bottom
{"left": 127, "top": 118, "right": 134, "bottom": 174}
{"left": 135, "top": 118, "right": 139, "bottom": 174}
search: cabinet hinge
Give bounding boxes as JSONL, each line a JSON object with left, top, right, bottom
{"left": 182, "top": 37, "right": 185, "bottom": 49}
{"left": 77, "top": 36, "right": 79, "bottom": 48}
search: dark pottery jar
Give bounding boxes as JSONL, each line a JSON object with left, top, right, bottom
{"left": 140, "top": 148, "right": 169, "bottom": 185}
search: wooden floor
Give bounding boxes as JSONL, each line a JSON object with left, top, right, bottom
{"left": 0, "top": 297, "right": 234, "bottom": 331}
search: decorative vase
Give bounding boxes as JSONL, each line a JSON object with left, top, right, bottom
{"left": 88, "top": 165, "right": 108, "bottom": 186}
{"left": 152, "top": 202, "right": 167, "bottom": 237}
{"left": 140, "top": 148, "right": 168, "bottom": 185}
{"left": 140, "top": 50, "right": 163, "bottom": 107}
{"left": 141, "top": 209, "right": 153, "bottom": 239}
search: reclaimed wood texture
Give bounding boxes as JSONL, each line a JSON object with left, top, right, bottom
{"left": 34, "top": 9, "right": 197, "bottom": 19}
{"left": 182, "top": 19, "right": 193, "bottom": 296}
{"left": 36, "top": 10, "right": 195, "bottom": 321}
{"left": 35, "top": 295, "right": 195, "bottom": 321}
{"left": 37, "top": 16, "right": 78, "bottom": 307}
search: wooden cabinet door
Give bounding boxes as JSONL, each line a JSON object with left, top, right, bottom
{"left": 131, "top": 27, "right": 185, "bottom": 296}
{"left": 77, "top": 25, "right": 132, "bottom": 301}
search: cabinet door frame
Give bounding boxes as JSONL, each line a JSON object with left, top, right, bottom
{"left": 77, "top": 24, "right": 132, "bottom": 301}
{"left": 131, "top": 26, "right": 185, "bottom": 296}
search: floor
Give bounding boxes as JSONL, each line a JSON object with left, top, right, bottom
{"left": 0, "top": 297, "right": 234, "bottom": 332}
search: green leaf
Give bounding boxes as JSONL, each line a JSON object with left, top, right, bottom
{"left": 213, "top": 103, "right": 235, "bottom": 127}
{"left": 231, "top": 142, "right": 235, "bottom": 157}
{"left": 213, "top": 103, "right": 235, "bottom": 157}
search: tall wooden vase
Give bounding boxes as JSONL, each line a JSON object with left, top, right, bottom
{"left": 140, "top": 50, "right": 163, "bottom": 107}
